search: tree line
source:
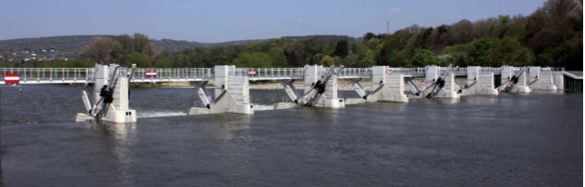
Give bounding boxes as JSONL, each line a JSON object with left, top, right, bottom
{"left": 373, "top": 0, "right": 582, "bottom": 70}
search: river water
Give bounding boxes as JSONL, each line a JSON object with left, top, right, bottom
{"left": 0, "top": 85, "right": 582, "bottom": 186}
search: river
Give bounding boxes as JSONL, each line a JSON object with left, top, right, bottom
{"left": 0, "top": 85, "right": 582, "bottom": 186}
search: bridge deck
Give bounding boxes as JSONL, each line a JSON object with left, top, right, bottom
{"left": 0, "top": 67, "right": 573, "bottom": 85}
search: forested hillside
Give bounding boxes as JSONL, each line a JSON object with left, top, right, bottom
{"left": 130, "top": 0, "right": 582, "bottom": 70}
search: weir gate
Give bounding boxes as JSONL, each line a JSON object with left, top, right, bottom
{"left": 1, "top": 65, "right": 581, "bottom": 123}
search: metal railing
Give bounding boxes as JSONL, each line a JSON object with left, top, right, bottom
{"left": 336, "top": 68, "right": 371, "bottom": 78}
{"left": 547, "top": 67, "right": 565, "bottom": 72}
{"left": 234, "top": 67, "right": 372, "bottom": 80}
{"left": 0, "top": 68, "right": 215, "bottom": 84}
{"left": 388, "top": 68, "right": 426, "bottom": 76}
{"left": 440, "top": 67, "right": 467, "bottom": 76}
{"left": 235, "top": 68, "right": 305, "bottom": 80}
{"left": 388, "top": 67, "right": 504, "bottom": 76}
{"left": 132, "top": 68, "right": 213, "bottom": 82}
{"left": 480, "top": 67, "right": 502, "bottom": 73}
{"left": 0, "top": 68, "right": 95, "bottom": 84}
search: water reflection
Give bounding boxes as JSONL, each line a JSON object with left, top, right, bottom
{"left": 209, "top": 114, "right": 255, "bottom": 176}
{"left": 461, "top": 95, "right": 498, "bottom": 105}
{"left": 428, "top": 98, "right": 459, "bottom": 104}
{"left": 210, "top": 114, "right": 252, "bottom": 141}
{"left": 88, "top": 122, "right": 137, "bottom": 141}
{"left": 87, "top": 122, "right": 136, "bottom": 186}
{"left": 299, "top": 107, "right": 343, "bottom": 127}
{"left": 391, "top": 102, "right": 408, "bottom": 113}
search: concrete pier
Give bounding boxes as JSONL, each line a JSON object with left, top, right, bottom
{"left": 500, "top": 66, "right": 531, "bottom": 93}
{"left": 190, "top": 65, "right": 254, "bottom": 115}
{"left": 105, "top": 76, "right": 137, "bottom": 123}
{"left": 424, "top": 66, "right": 460, "bottom": 99}
{"left": 367, "top": 66, "right": 408, "bottom": 102}
{"left": 460, "top": 66, "right": 498, "bottom": 96}
{"left": 300, "top": 65, "right": 345, "bottom": 108}
{"left": 78, "top": 64, "right": 137, "bottom": 123}
{"left": 528, "top": 67, "right": 558, "bottom": 91}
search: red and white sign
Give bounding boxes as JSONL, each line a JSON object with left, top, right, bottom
{"left": 247, "top": 68, "right": 257, "bottom": 76}
{"left": 145, "top": 69, "right": 157, "bottom": 78}
{"left": 4, "top": 73, "right": 20, "bottom": 85}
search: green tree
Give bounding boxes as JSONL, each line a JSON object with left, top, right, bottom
{"left": 451, "top": 19, "right": 474, "bottom": 44}
{"left": 111, "top": 34, "right": 132, "bottom": 64}
{"left": 363, "top": 32, "right": 376, "bottom": 41}
{"left": 268, "top": 47, "right": 288, "bottom": 67}
{"left": 283, "top": 41, "right": 307, "bottom": 66}
{"left": 411, "top": 49, "right": 443, "bottom": 66}
{"left": 443, "top": 44, "right": 470, "bottom": 67}
{"left": 393, "top": 49, "right": 413, "bottom": 67}
{"left": 133, "top": 33, "right": 150, "bottom": 53}
{"left": 153, "top": 54, "right": 173, "bottom": 68}
{"left": 333, "top": 40, "right": 349, "bottom": 58}
{"left": 554, "top": 38, "right": 582, "bottom": 70}
{"left": 340, "top": 53, "right": 359, "bottom": 67}
{"left": 233, "top": 52, "right": 273, "bottom": 68}
{"left": 448, "top": 38, "right": 533, "bottom": 67}
{"left": 82, "top": 38, "right": 123, "bottom": 65}
{"left": 173, "top": 52, "right": 190, "bottom": 67}
{"left": 128, "top": 52, "right": 151, "bottom": 67}
{"left": 320, "top": 55, "right": 336, "bottom": 67}
{"left": 357, "top": 48, "right": 375, "bottom": 67}
{"left": 494, "top": 37, "right": 534, "bottom": 66}
{"left": 467, "top": 38, "right": 493, "bottom": 66}
{"left": 38, "top": 59, "right": 93, "bottom": 68}
{"left": 110, "top": 33, "right": 160, "bottom": 65}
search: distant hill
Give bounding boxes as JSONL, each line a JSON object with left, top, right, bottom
{"left": 0, "top": 35, "right": 108, "bottom": 54}
{"left": 282, "top": 35, "right": 357, "bottom": 42}
{"left": 0, "top": 35, "right": 207, "bottom": 54}
{"left": 0, "top": 35, "right": 356, "bottom": 55}
{"left": 154, "top": 38, "right": 210, "bottom": 52}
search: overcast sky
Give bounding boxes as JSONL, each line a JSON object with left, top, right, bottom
{"left": 0, "top": 0, "right": 547, "bottom": 42}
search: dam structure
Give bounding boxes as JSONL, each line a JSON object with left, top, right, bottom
{"left": 0, "top": 65, "right": 579, "bottom": 124}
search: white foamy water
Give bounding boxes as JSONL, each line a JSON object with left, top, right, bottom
{"left": 253, "top": 104, "right": 275, "bottom": 111}
{"left": 138, "top": 111, "right": 188, "bottom": 118}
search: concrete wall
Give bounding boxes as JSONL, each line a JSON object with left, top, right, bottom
{"left": 553, "top": 72, "right": 565, "bottom": 90}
